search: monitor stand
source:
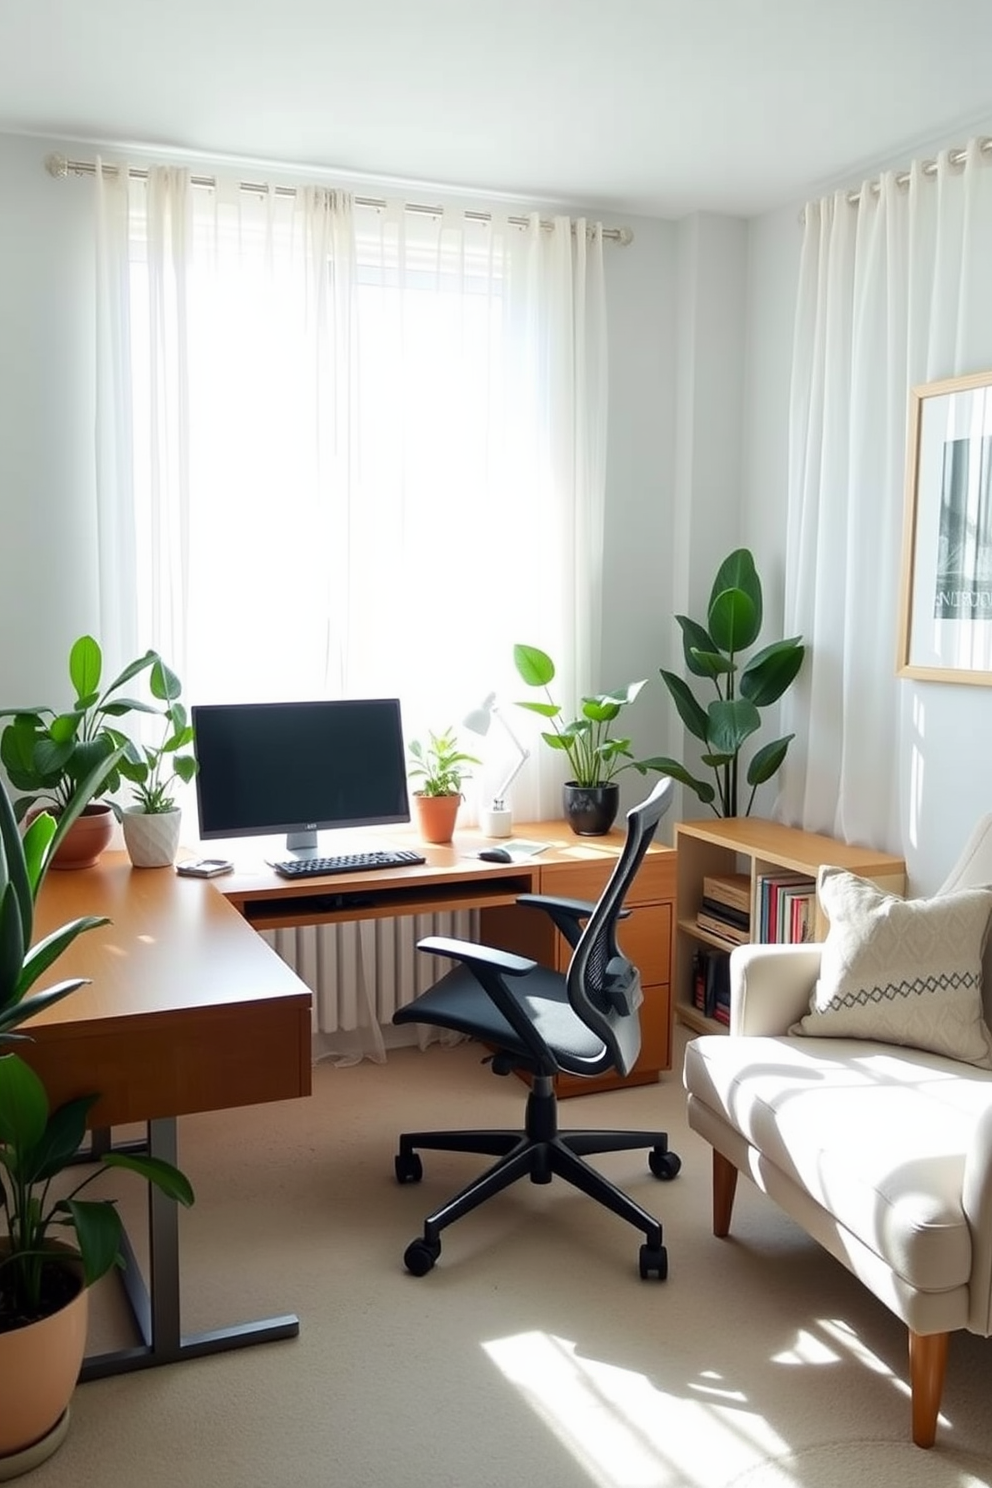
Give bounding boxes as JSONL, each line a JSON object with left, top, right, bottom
{"left": 285, "top": 829, "right": 319, "bottom": 858}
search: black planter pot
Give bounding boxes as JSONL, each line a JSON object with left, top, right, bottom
{"left": 562, "top": 782, "right": 620, "bottom": 836}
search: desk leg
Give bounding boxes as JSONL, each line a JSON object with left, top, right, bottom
{"left": 79, "top": 1117, "right": 299, "bottom": 1380}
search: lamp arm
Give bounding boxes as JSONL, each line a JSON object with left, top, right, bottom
{"left": 491, "top": 709, "right": 530, "bottom": 809}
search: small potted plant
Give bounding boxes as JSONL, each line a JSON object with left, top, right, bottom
{"left": 0, "top": 635, "right": 159, "bottom": 868}
{"left": 0, "top": 765, "right": 194, "bottom": 1473}
{"left": 512, "top": 644, "right": 665, "bottom": 834}
{"left": 114, "top": 656, "right": 198, "bottom": 867}
{"left": 406, "top": 727, "right": 480, "bottom": 844}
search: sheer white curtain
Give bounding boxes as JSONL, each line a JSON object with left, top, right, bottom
{"left": 93, "top": 161, "right": 608, "bottom": 1057}
{"left": 94, "top": 163, "right": 608, "bottom": 825}
{"left": 781, "top": 140, "right": 992, "bottom": 849}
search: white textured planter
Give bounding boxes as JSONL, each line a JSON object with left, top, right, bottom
{"left": 121, "top": 808, "right": 182, "bottom": 868}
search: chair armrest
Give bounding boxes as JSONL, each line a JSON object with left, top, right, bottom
{"left": 515, "top": 893, "right": 629, "bottom": 952}
{"left": 417, "top": 935, "right": 536, "bottom": 978}
{"left": 730, "top": 942, "right": 823, "bottom": 1035}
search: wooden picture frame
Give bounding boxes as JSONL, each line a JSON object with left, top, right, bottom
{"left": 898, "top": 369, "right": 992, "bottom": 684}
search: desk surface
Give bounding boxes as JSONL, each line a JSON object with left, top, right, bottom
{"left": 27, "top": 858, "right": 312, "bottom": 1126}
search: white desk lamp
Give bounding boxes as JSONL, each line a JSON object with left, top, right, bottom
{"left": 463, "top": 692, "right": 530, "bottom": 838}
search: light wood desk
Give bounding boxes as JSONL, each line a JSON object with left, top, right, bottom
{"left": 28, "top": 860, "right": 311, "bottom": 1379}
{"left": 25, "top": 821, "right": 675, "bottom": 1377}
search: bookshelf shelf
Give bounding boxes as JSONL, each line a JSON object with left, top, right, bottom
{"left": 674, "top": 818, "right": 906, "bottom": 1035}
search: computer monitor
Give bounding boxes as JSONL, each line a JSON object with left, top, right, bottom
{"left": 191, "top": 698, "right": 410, "bottom": 856}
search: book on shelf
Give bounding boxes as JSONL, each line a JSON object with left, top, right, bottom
{"left": 702, "top": 872, "right": 751, "bottom": 914}
{"left": 756, "top": 872, "right": 816, "bottom": 943}
{"left": 700, "top": 895, "right": 750, "bottom": 930}
{"left": 695, "top": 910, "right": 750, "bottom": 945}
{"left": 691, "top": 945, "right": 731, "bottom": 1019}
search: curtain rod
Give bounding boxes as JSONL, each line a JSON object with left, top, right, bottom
{"left": 844, "top": 136, "right": 992, "bottom": 209}
{"left": 44, "top": 152, "right": 633, "bottom": 246}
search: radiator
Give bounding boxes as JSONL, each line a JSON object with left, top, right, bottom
{"left": 261, "top": 909, "right": 478, "bottom": 1063}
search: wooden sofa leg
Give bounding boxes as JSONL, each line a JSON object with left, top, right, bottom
{"left": 712, "top": 1150, "right": 738, "bottom": 1237}
{"left": 908, "top": 1329, "right": 948, "bottom": 1448}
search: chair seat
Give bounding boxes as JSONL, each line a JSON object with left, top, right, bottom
{"left": 394, "top": 962, "right": 611, "bottom": 1075}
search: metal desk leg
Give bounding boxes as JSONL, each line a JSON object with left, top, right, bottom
{"left": 79, "top": 1117, "right": 299, "bottom": 1380}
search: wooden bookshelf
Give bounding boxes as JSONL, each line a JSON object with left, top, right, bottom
{"left": 674, "top": 818, "right": 906, "bottom": 1035}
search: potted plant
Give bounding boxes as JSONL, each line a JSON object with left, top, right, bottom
{"left": 113, "top": 656, "right": 198, "bottom": 867}
{"left": 512, "top": 644, "right": 665, "bottom": 834}
{"left": 0, "top": 765, "right": 194, "bottom": 1473}
{"left": 406, "top": 727, "right": 480, "bottom": 844}
{"left": 0, "top": 635, "right": 160, "bottom": 868}
{"left": 653, "top": 548, "right": 806, "bottom": 816}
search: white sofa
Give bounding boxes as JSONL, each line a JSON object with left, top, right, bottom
{"left": 682, "top": 816, "right": 992, "bottom": 1449}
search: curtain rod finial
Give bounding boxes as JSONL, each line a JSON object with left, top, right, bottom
{"left": 45, "top": 153, "right": 69, "bottom": 179}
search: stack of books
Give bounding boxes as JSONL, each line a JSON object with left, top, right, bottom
{"left": 692, "top": 946, "right": 731, "bottom": 1024}
{"left": 756, "top": 872, "right": 816, "bottom": 943}
{"left": 696, "top": 871, "right": 751, "bottom": 946}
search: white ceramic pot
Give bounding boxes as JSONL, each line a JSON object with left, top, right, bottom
{"left": 121, "top": 807, "right": 182, "bottom": 868}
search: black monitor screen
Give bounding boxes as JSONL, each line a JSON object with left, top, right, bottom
{"left": 191, "top": 698, "right": 410, "bottom": 849}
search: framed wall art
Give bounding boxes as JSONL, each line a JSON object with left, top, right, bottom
{"left": 898, "top": 368, "right": 992, "bottom": 685}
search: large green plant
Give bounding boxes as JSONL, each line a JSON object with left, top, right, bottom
{"left": 654, "top": 549, "right": 805, "bottom": 817}
{"left": 0, "top": 768, "right": 193, "bottom": 1328}
{"left": 512, "top": 644, "right": 664, "bottom": 788}
{"left": 0, "top": 635, "right": 160, "bottom": 822}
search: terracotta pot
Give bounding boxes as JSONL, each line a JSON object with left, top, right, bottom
{"left": 121, "top": 807, "right": 182, "bottom": 868}
{"left": 43, "top": 803, "right": 115, "bottom": 870}
{"left": 413, "top": 793, "right": 461, "bottom": 845}
{"left": 0, "top": 1254, "right": 88, "bottom": 1469}
{"left": 562, "top": 782, "right": 620, "bottom": 836}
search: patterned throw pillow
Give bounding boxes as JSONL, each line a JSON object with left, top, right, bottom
{"left": 790, "top": 866, "right": 992, "bottom": 1068}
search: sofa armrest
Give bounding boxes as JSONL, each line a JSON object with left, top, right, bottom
{"left": 730, "top": 942, "right": 823, "bottom": 1035}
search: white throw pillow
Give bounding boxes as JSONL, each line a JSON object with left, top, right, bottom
{"left": 790, "top": 866, "right": 992, "bottom": 1068}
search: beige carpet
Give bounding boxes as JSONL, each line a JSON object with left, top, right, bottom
{"left": 22, "top": 1028, "right": 992, "bottom": 1487}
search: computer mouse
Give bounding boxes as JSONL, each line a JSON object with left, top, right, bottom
{"left": 479, "top": 847, "right": 513, "bottom": 863}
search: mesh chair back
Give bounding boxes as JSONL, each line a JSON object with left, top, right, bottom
{"left": 565, "top": 778, "right": 674, "bottom": 1075}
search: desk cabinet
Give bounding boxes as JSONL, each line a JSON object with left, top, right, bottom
{"left": 480, "top": 828, "right": 675, "bottom": 1096}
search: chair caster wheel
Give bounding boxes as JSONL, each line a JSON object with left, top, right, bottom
{"left": 649, "top": 1148, "right": 681, "bottom": 1181}
{"left": 404, "top": 1237, "right": 441, "bottom": 1276}
{"left": 639, "top": 1243, "right": 668, "bottom": 1280}
{"left": 395, "top": 1151, "right": 424, "bottom": 1184}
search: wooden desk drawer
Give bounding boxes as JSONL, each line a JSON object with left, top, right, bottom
{"left": 539, "top": 848, "right": 675, "bottom": 905}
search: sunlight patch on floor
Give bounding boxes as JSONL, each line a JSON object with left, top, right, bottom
{"left": 483, "top": 1330, "right": 788, "bottom": 1488}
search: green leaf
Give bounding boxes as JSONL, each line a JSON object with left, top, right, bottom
{"left": 514, "top": 700, "right": 560, "bottom": 719}
{"left": 676, "top": 615, "right": 722, "bottom": 679}
{"left": 61, "top": 1198, "right": 122, "bottom": 1287}
{"left": 644, "top": 758, "right": 717, "bottom": 804}
{"left": 513, "top": 644, "right": 555, "bottom": 688}
{"left": 706, "top": 698, "right": 761, "bottom": 755}
{"left": 746, "top": 734, "right": 794, "bottom": 786}
{"left": 708, "top": 587, "right": 759, "bottom": 656}
{"left": 103, "top": 1151, "right": 196, "bottom": 1207}
{"left": 581, "top": 697, "right": 622, "bottom": 723}
{"left": 68, "top": 635, "right": 102, "bottom": 702}
{"left": 688, "top": 647, "right": 734, "bottom": 678}
{"left": 739, "top": 640, "right": 806, "bottom": 707}
{"left": 658, "top": 670, "right": 708, "bottom": 742}
{"left": 17, "top": 917, "right": 107, "bottom": 999}
{"left": 30, "top": 1093, "right": 97, "bottom": 1181}
{"left": 0, "top": 977, "right": 89, "bottom": 1035}
{"left": 150, "top": 659, "right": 182, "bottom": 703}
{"left": 0, "top": 1052, "right": 48, "bottom": 1154}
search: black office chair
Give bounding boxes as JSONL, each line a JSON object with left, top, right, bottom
{"left": 392, "top": 777, "right": 680, "bottom": 1279}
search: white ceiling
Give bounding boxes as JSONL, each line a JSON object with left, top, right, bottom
{"left": 4, "top": 0, "right": 992, "bottom": 219}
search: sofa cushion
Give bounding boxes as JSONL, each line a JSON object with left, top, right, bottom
{"left": 683, "top": 1033, "right": 992, "bottom": 1291}
{"left": 790, "top": 867, "right": 992, "bottom": 1068}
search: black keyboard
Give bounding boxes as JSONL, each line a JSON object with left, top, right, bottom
{"left": 269, "top": 849, "right": 426, "bottom": 879}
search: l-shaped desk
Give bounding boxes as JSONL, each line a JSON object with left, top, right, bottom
{"left": 26, "top": 821, "right": 675, "bottom": 1377}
